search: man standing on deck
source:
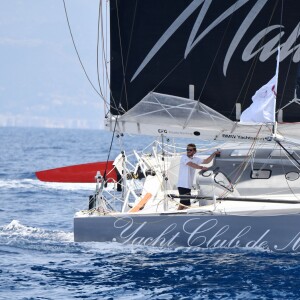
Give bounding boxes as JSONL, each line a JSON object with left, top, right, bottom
{"left": 177, "top": 143, "right": 220, "bottom": 210}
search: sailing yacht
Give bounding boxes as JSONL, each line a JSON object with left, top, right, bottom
{"left": 39, "top": 1, "right": 300, "bottom": 251}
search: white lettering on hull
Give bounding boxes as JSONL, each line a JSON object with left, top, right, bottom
{"left": 113, "top": 217, "right": 300, "bottom": 252}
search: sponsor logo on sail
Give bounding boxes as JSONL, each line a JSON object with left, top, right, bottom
{"left": 131, "top": 0, "right": 300, "bottom": 81}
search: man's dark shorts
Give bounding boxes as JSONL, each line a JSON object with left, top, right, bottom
{"left": 178, "top": 187, "right": 191, "bottom": 206}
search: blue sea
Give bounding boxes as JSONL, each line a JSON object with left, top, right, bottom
{"left": 1, "top": 127, "right": 300, "bottom": 300}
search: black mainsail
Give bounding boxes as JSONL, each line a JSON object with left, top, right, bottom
{"left": 110, "top": 0, "right": 300, "bottom": 122}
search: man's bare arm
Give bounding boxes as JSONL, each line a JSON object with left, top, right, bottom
{"left": 186, "top": 162, "right": 208, "bottom": 170}
{"left": 202, "top": 151, "right": 221, "bottom": 164}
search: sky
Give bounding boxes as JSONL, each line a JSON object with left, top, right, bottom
{"left": 0, "top": 0, "right": 109, "bottom": 129}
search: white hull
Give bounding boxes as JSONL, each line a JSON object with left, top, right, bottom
{"left": 74, "top": 142, "right": 300, "bottom": 252}
{"left": 74, "top": 209, "right": 300, "bottom": 252}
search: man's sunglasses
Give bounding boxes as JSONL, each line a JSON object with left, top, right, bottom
{"left": 186, "top": 148, "right": 195, "bottom": 152}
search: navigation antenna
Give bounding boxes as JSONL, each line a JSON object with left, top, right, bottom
{"left": 277, "top": 90, "right": 300, "bottom": 122}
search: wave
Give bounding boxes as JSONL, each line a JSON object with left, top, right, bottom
{"left": 1, "top": 220, "right": 298, "bottom": 300}
{"left": 0, "top": 220, "right": 178, "bottom": 257}
{"left": 0, "top": 220, "right": 177, "bottom": 255}
{"left": 1, "top": 220, "right": 72, "bottom": 241}
{"left": 0, "top": 220, "right": 77, "bottom": 253}
{"left": 1, "top": 220, "right": 298, "bottom": 258}
{"left": 0, "top": 178, "right": 97, "bottom": 191}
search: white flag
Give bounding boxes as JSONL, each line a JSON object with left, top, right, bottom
{"left": 240, "top": 75, "right": 277, "bottom": 123}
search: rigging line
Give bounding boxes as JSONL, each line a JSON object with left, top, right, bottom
{"left": 152, "top": 58, "right": 185, "bottom": 92}
{"left": 96, "top": 0, "right": 106, "bottom": 108}
{"left": 99, "top": 0, "right": 120, "bottom": 114}
{"left": 197, "top": 1, "right": 239, "bottom": 105}
{"left": 280, "top": 145, "right": 300, "bottom": 171}
{"left": 231, "top": 54, "right": 259, "bottom": 116}
{"left": 219, "top": 143, "right": 255, "bottom": 199}
{"left": 278, "top": 5, "right": 300, "bottom": 108}
{"left": 97, "top": 0, "right": 111, "bottom": 113}
{"left": 102, "top": 1, "right": 106, "bottom": 115}
{"left": 160, "top": 135, "right": 168, "bottom": 193}
{"left": 230, "top": 0, "right": 280, "bottom": 117}
{"left": 115, "top": 0, "right": 129, "bottom": 111}
{"left": 278, "top": 146, "right": 300, "bottom": 201}
{"left": 105, "top": 0, "right": 108, "bottom": 103}
{"left": 62, "top": 0, "right": 108, "bottom": 104}
{"left": 152, "top": 2, "right": 238, "bottom": 120}
{"left": 220, "top": 127, "right": 263, "bottom": 198}
{"left": 118, "top": 0, "right": 138, "bottom": 110}
{"left": 256, "top": 141, "right": 277, "bottom": 171}
{"left": 102, "top": 18, "right": 107, "bottom": 117}
{"left": 152, "top": 4, "right": 234, "bottom": 97}
{"left": 275, "top": 140, "right": 300, "bottom": 167}
{"left": 123, "top": 0, "right": 138, "bottom": 75}
{"left": 103, "top": 115, "right": 120, "bottom": 182}
{"left": 151, "top": 141, "right": 168, "bottom": 196}
{"left": 155, "top": 1, "right": 240, "bottom": 107}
